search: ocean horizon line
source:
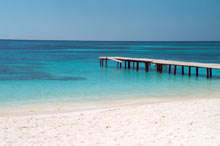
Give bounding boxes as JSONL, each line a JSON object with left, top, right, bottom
{"left": 0, "top": 39, "right": 220, "bottom": 42}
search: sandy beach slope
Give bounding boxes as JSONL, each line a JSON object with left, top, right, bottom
{"left": 0, "top": 98, "right": 220, "bottom": 146}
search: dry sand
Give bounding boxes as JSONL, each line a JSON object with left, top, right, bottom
{"left": 0, "top": 98, "right": 220, "bottom": 146}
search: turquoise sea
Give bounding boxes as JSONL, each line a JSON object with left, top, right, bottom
{"left": 0, "top": 40, "right": 220, "bottom": 108}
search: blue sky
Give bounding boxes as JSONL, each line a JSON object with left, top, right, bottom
{"left": 0, "top": 0, "right": 219, "bottom": 41}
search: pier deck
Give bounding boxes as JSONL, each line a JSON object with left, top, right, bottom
{"left": 99, "top": 56, "right": 220, "bottom": 78}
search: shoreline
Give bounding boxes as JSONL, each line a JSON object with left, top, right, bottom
{"left": 0, "top": 94, "right": 219, "bottom": 116}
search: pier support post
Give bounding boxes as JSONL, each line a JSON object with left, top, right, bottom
{"left": 105, "top": 59, "right": 107, "bottom": 67}
{"left": 182, "top": 66, "right": 184, "bottom": 75}
{"left": 136, "top": 62, "right": 139, "bottom": 71}
{"left": 124, "top": 61, "right": 127, "bottom": 69}
{"left": 117, "top": 62, "right": 119, "bottom": 68}
{"left": 169, "top": 65, "right": 171, "bottom": 74}
{"left": 120, "top": 62, "right": 122, "bottom": 68}
{"left": 207, "top": 68, "right": 209, "bottom": 78}
{"left": 157, "top": 64, "right": 161, "bottom": 72}
{"left": 174, "top": 65, "right": 177, "bottom": 75}
{"left": 100, "top": 59, "right": 102, "bottom": 67}
{"left": 157, "top": 64, "right": 162, "bottom": 73}
{"left": 188, "top": 66, "right": 191, "bottom": 76}
{"left": 128, "top": 61, "right": 130, "bottom": 69}
{"left": 133, "top": 62, "right": 135, "bottom": 69}
{"left": 210, "top": 68, "right": 212, "bottom": 78}
{"left": 145, "top": 63, "right": 149, "bottom": 72}
{"left": 101, "top": 59, "right": 104, "bottom": 67}
{"left": 196, "top": 67, "right": 199, "bottom": 77}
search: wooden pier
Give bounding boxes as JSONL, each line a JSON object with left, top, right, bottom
{"left": 99, "top": 57, "right": 220, "bottom": 78}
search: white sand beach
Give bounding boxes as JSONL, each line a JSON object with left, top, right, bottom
{"left": 0, "top": 97, "right": 220, "bottom": 146}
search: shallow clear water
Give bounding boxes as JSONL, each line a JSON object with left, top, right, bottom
{"left": 0, "top": 40, "right": 220, "bottom": 108}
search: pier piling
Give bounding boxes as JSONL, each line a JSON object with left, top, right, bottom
{"left": 125, "top": 61, "right": 127, "bottom": 69}
{"left": 207, "top": 68, "right": 209, "bottom": 78}
{"left": 169, "top": 65, "right": 171, "bottom": 74}
{"left": 128, "top": 61, "right": 131, "bottom": 69}
{"left": 196, "top": 67, "right": 199, "bottom": 77}
{"left": 100, "top": 59, "right": 104, "bottom": 67}
{"left": 189, "top": 66, "right": 191, "bottom": 76}
{"left": 182, "top": 66, "right": 184, "bottom": 75}
{"left": 136, "top": 62, "right": 139, "bottom": 71}
{"left": 145, "top": 63, "right": 149, "bottom": 72}
{"left": 174, "top": 65, "right": 177, "bottom": 75}
{"left": 105, "top": 59, "right": 107, "bottom": 67}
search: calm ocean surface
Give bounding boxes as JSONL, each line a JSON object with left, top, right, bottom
{"left": 0, "top": 40, "right": 220, "bottom": 108}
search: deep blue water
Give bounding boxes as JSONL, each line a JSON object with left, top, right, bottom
{"left": 0, "top": 40, "right": 220, "bottom": 108}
